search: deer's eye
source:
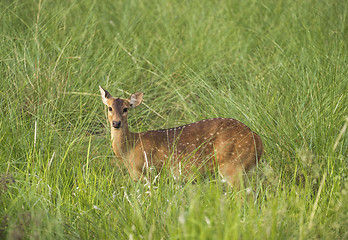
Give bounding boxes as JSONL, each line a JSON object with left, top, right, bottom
{"left": 108, "top": 107, "right": 112, "bottom": 111}
{"left": 123, "top": 108, "right": 128, "bottom": 113}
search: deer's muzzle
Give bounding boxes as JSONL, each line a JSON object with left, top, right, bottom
{"left": 112, "top": 121, "right": 121, "bottom": 129}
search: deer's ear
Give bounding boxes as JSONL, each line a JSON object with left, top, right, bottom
{"left": 128, "top": 92, "right": 143, "bottom": 108}
{"left": 99, "top": 86, "right": 112, "bottom": 105}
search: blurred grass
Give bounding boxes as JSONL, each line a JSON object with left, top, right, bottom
{"left": 1, "top": 0, "right": 347, "bottom": 239}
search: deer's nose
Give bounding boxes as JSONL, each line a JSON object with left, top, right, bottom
{"left": 112, "top": 121, "right": 121, "bottom": 129}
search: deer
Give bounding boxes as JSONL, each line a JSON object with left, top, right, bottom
{"left": 99, "top": 86, "right": 263, "bottom": 186}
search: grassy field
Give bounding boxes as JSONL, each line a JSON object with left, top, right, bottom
{"left": 1, "top": 0, "right": 347, "bottom": 239}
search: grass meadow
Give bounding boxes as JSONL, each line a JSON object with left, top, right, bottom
{"left": 1, "top": 0, "right": 347, "bottom": 239}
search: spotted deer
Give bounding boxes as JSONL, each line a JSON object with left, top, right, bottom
{"left": 99, "top": 86, "right": 263, "bottom": 186}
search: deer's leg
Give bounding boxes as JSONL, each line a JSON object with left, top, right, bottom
{"left": 128, "top": 168, "right": 143, "bottom": 181}
{"left": 219, "top": 149, "right": 260, "bottom": 190}
{"left": 218, "top": 162, "right": 243, "bottom": 187}
{"left": 216, "top": 151, "right": 252, "bottom": 188}
{"left": 124, "top": 150, "right": 146, "bottom": 181}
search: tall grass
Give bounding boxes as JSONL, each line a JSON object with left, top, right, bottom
{"left": 1, "top": 0, "right": 347, "bottom": 239}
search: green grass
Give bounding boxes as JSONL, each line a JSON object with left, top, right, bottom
{"left": 1, "top": 0, "right": 347, "bottom": 239}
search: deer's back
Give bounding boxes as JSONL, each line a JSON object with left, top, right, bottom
{"left": 135, "top": 118, "right": 262, "bottom": 170}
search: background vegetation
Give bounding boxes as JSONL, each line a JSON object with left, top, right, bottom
{"left": 1, "top": 0, "right": 347, "bottom": 239}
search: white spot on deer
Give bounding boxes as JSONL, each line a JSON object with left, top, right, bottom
{"left": 196, "top": 138, "right": 199, "bottom": 141}
{"left": 240, "top": 134, "right": 243, "bottom": 137}
{"left": 216, "top": 132, "right": 220, "bottom": 135}
{"left": 220, "top": 127, "right": 224, "bottom": 130}
{"left": 209, "top": 143, "right": 212, "bottom": 145}
{"left": 191, "top": 144, "right": 195, "bottom": 147}
{"left": 186, "top": 143, "right": 190, "bottom": 145}
{"left": 202, "top": 120, "right": 206, "bottom": 122}
{"left": 210, "top": 133, "right": 214, "bottom": 136}
{"left": 204, "top": 137, "right": 207, "bottom": 140}
{"left": 238, "top": 145, "right": 242, "bottom": 148}
{"left": 164, "top": 154, "right": 168, "bottom": 158}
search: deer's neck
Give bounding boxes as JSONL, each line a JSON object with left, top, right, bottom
{"left": 110, "top": 123, "right": 136, "bottom": 159}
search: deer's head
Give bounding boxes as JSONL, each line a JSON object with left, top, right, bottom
{"left": 99, "top": 86, "right": 143, "bottom": 129}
